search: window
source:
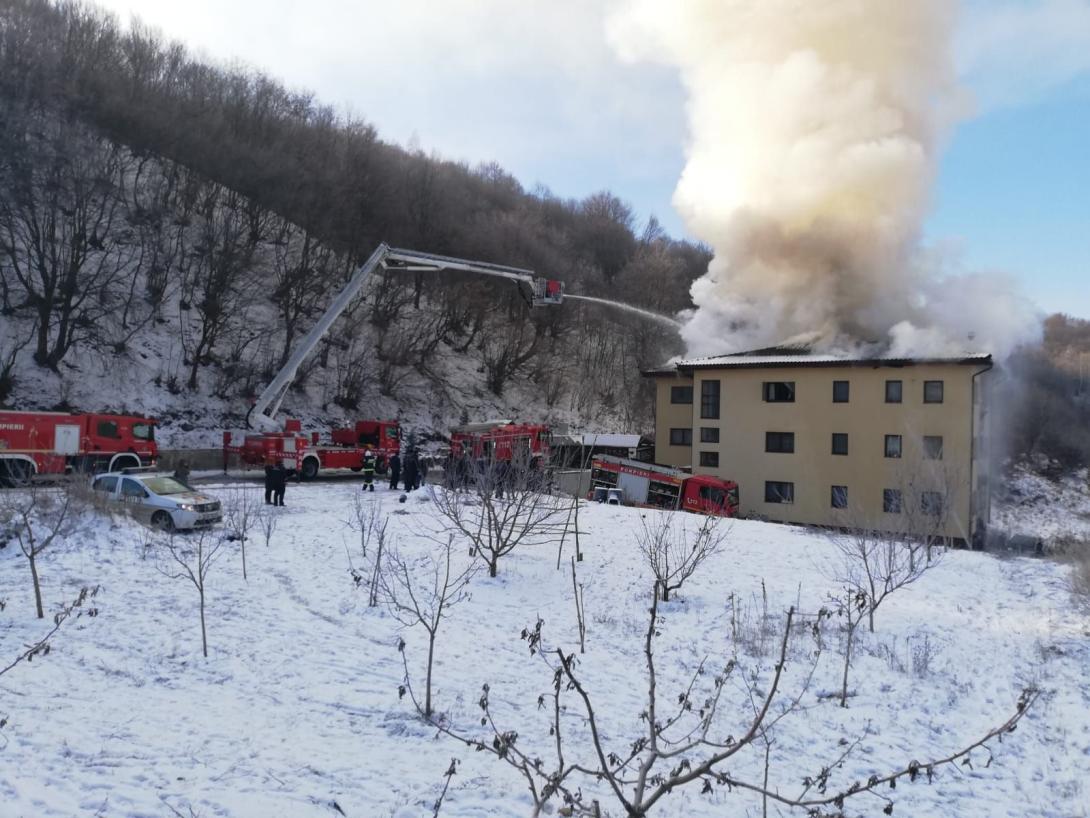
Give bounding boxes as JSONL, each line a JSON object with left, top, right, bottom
{"left": 132, "top": 423, "right": 154, "bottom": 441}
{"left": 923, "top": 435, "right": 944, "bottom": 460}
{"left": 833, "top": 380, "right": 850, "bottom": 403}
{"left": 121, "top": 478, "right": 147, "bottom": 499}
{"left": 885, "top": 380, "right": 903, "bottom": 403}
{"left": 93, "top": 476, "right": 117, "bottom": 493}
{"left": 671, "top": 385, "right": 693, "bottom": 405}
{"left": 699, "top": 485, "right": 727, "bottom": 507}
{"left": 921, "top": 491, "right": 945, "bottom": 516}
{"left": 669, "top": 428, "right": 692, "bottom": 446}
{"left": 700, "top": 427, "right": 720, "bottom": 443}
{"left": 831, "top": 433, "right": 849, "bottom": 455}
{"left": 764, "top": 481, "right": 795, "bottom": 504}
{"left": 831, "top": 485, "right": 848, "bottom": 509}
{"left": 699, "top": 451, "right": 719, "bottom": 467}
{"left": 924, "top": 380, "right": 944, "bottom": 403}
{"left": 765, "top": 431, "right": 795, "bottom": 453}
{"left": 883, "top": 489, "right": 903, "bottom": 513}
{"left": 96, "top": 420, "right": 120, "bottom": 438}
{"left": 700, "top": 380, "right": 721, "bottom": 419}
{"left": 763, "top": 381, "right": 795, "bottom": 402}
{"left": 884, "top": 434, "right": 902, "bottom": 458}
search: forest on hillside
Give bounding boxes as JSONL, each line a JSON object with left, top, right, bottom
{"left": 0, "top": 0, "right": 707, "bottom": 432}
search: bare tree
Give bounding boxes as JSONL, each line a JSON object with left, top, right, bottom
{"left": 428, "top": 458, "right": 567, "bottom": 577}
{"left": 0, "top": 585, "right": 100, "bottom": 679}
{"left": 345, "top": 491, "right": 382, "bottom": 559}
{"left": 0, "top": 485, "right": 75, "bottom": 618}
{"left": 223, "top": 486, "right": 261, "bottom": 580}
{"left": 257, "top": 504, "right": 279, "bottom": 549}
{"left": 384, "top": 536, "right": 479, "bottom": 718}
{"left": 408, "top": 591, "right": 1038, "bottom": 817}
{"left": 349, "top": 507, "right": 390, "bottom": 608}
{"left": 638, "top": 512, "right": 728, "bottom": 602}
{"left": 829, "top": 586, "right": 868, "bottom": 707}
{"left": 156, "top": 530, "right": 225, "bottom": 658}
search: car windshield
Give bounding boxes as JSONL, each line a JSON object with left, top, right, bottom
{"left": 133, "top": 423, "right": 154, "bottom": 440}
{"left": 140, "top": 476, "right": 189, "bottom": 495}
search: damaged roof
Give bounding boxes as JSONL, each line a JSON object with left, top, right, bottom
{"left": 644, "top": 347, "right": 992, "bottom": 375}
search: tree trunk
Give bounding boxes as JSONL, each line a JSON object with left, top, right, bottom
{"left": 425, "top": 632, "right": 436, "bottom": 718}
{"left": 241, "top": 539, "right": 247, "bottom": 581}
{"left": 29, "top": 551, "right": 44, "bottom": 619}
{"left": 199, "top": 587, "right": 208, "bottom": 658}
{"left": 840, "top": 628, "right": 852, "bottom": 708}
{"left": 489, "top": 558, "right": 498, "bottom": 578}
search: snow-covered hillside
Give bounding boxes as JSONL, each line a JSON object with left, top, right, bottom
{"left": 2, "top": 482, "right": 1087, "bottom": 817}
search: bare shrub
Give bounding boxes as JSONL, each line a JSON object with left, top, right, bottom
{"left": 638, "top": 512, "right": 728, "bottom": 602}
{"left": 257, "top": 504, "right": 279, "bottom": 549}
{"left": 383, "top": 536, "right": 478, "bottom": 718}
{"left": 407, "top": 589, "right": 1037, "bottom": 817}
{"left": 428, "top": 458, "right": 567, "bottom": 577}
{"left": 222, "top": 487, "right": 261, "bottom": 580}
{"left": 156, "top": 530, "right": 225, "bottom": 658}
{"left": 0, "top": 484, "right": 75, "bottom": 618}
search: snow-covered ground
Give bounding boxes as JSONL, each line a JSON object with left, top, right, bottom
{"left": 2, "top": 482, "right": 1088, "bottom": 817}
{"left": 994, "top": 464, "right": 1090, "bottom": 545}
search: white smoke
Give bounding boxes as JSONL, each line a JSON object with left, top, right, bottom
{"left": 608, "top": 0, "right": 1041, "bottom": 359}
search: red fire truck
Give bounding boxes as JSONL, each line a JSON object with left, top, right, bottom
{"left": 223, "top": 419, "right": 400, "bottom": 480}
{"left": 589, "top": 455, "right": 739, "bottom": 517}
{"left": 0, "top": 410, "right": 158, "bottom": 484}
{"left": 449, "top": 420, "right": 552, "bottom": 465}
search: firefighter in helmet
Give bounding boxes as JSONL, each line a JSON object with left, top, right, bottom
{"left": 361, "top": 448, "right": 376, "bottom": 492}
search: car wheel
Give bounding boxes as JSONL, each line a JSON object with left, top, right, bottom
{"left": 300, "top": 458, "right": 319, "bottom": 480}
{"left": 151, "top": 511, "right": 176, "bottom": 532}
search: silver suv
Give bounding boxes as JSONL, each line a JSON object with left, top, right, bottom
{"left": 91, "top": 472, "right": 222, "bottom": 532}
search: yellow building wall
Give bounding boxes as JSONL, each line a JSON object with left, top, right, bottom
{"left": 654, "top": 363, "right": 988, "bottom": 541}
{"left": 653, "top": 372, "right": 695, "bottom": 469}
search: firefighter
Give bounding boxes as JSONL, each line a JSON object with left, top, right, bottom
{"left": 361, "top": 448, "right": 376, "bottom": 492}
{"left": 388, "top": 451, "right": 402, "bottom": 491}
{"left": 403, "top": 449, "right": 420, "bottom": 492}
{"left": 272, "top": 462, "right": 292, "bottom": 506}
{"left": 264, "top": 463, "right": 276, "bottom": 505}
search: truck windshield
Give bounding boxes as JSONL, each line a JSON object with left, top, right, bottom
{"left": 141, "top": 476, "right": 188, "bottom": 495}
{"left": 133, "top": 423, "right": 154, "bottom": 440}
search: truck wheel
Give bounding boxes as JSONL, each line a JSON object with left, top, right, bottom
{"left": 300, "top": 458, "right": 320, "bottom": 481}
{"left": 151, "top": 511, "right": 176, "bottom": 532}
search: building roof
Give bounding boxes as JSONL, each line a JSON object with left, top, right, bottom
{"left": 644, "top": 347, "right": 992, "bottom": 375}
{"left": 553, "top": 433, "right": 648, "bottom": 448}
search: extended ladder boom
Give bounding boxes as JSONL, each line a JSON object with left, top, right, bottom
{"left": 247, "top": 243, "right": 564, "bottom": 429}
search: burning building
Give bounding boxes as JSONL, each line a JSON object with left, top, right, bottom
{"left": 645, "top": 346, "right": 993, "bottom": 543}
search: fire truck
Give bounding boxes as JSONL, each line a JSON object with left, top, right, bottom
{"left": 0, "top": 410, "right": 157, "bottom": 484}
{"left": 589, "top": 455, "right": 739, "bottom": 517}
{"left": 223, "top": 419, "right": 400, "bottom": 480}
{"left": 449, "top": 420, "right": 552, "bottom": 465}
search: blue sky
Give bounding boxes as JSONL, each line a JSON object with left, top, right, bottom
{"left": 95, "top": 0, "right": 1090, "bottom": 319}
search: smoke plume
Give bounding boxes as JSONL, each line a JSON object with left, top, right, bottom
{"left": 609, "top": 0, "right": 1040, "bottom": 358}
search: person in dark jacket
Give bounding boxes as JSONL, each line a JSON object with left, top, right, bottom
{"left": 264, "top": 463, "right": 276, "bottom": 505}
{"left": 361, "top": 449, "right": 376, "bottom": 492}
{"left": 388, "top": 452, "right": 402, "bottom": 491}
{"left": 403, "top": 450, "right": 419, "bottom": 492}
{"left": 272, "top": 462, "right": 292, "bottom": 506}
{"left": 173, "top": 459, "right": 192, "bottom": 489}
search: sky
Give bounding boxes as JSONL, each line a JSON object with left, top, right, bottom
{"left": 92, "top": 0, "right": 1090, "bottom": 319}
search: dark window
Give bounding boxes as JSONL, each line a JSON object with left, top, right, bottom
{"left": 700, "top": 380, "right": 721, "bottom": 419}
{"left": 833, "top": 380, "right": 850, "bottom": 403}
{"left": 97, "top": 420, "right": 120, "bottom": 438}
{"left": 923, "top": 435, "right": 944, "bottom": 460}
{"left": 699, "top": 485, "right": 727, "bottom": 506}
{"left": 831, "top": 433, "right": 849, "bottom": 455}
{"left": 93, "top": 476, "right": 118, "bottom": 493}
{"left": 765, "top": 431, "right": 795, "bottom": 453}
{"left": 700, "top": 427, "right": 720, "bottom": 443}
{"left": 831, "top": 485, "right": 848, "bottom": 509}
{"left": 669, "top": 428, "right": 692, "bottom": 446}
{"left": 764, "top": 481, "right": 795, "bottom": 504}
{"left": 671, "top": 385, "right": 693, "bottom": 405}
{"left": 883, "top": 489, "right": 903, "bottom": 513}
{"left": 921, "top": 491, "right": 945, "bottom": 516}
{"left": 121, "top": 478, "right": 146, "bottom": 499}
{"left": 699, "top": 451, "right": 719, "bottom": 467}
{"left": 885, "top": 380, "right": 903, "bottom": 403}
{"left": 884, "top": 434, "right": 902, "bottom": 458}
{"left": 924, "top": 380, "right": 944, "bottom": 403}
{"left": 763, "top": 381, "right": 796, "bottom": 402}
